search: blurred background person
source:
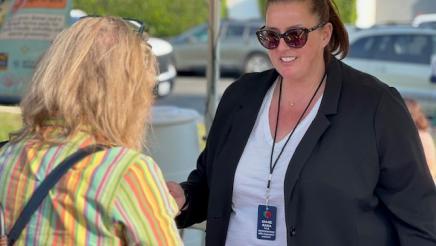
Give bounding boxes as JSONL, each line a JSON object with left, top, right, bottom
{"left": 0, "top": 16, "right": 182, "bottom": 245}
{"left": 405, "top": 98, "right": 436, "bottom": 180}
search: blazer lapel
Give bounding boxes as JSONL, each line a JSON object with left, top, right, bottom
{"left": 283, "top": 58, "right": 343, "bottom": 200}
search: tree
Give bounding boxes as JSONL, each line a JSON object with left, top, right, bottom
{"left": 221, "top": 0, "right": 228, "bottom": 19}
{"left": 74, "top": 0, "right": 225, "bottom": 37}
{"left": 257, "top": 0, "right": 356, "bottom": 24}
{"left": 333, "top": 0, "right": 356, "bottom": 24}
{"left": 258, "top": 0, "right": 266, "bottom": 17}
{"left": 0, "top": 0, "right": 10, "bottom": 27}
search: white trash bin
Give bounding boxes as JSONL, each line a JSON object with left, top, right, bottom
{"left": 146, "top": 106, "right": 205, "bottom": 246}
{"left": 146, "top": 105, "right": 201, "bottom": 182}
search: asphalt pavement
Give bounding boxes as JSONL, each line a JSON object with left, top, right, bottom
{"left": 156, "top": 75, "right": 234, "bottom": 115}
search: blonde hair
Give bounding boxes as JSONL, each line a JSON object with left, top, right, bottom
{"left": 12, "top": 16, "right": 157, "bottom": 150}
{"left": 405, "top": 98, "right": 430, "bottom": 131}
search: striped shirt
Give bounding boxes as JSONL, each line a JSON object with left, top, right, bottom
{"left": 0, "top": 130, "right": 183, "bottom": 245}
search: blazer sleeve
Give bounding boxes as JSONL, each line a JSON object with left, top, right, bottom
{"left": 374, "top": 87, "right": 436, "bottom": 245}
{"left": 175, "top": 149, "right": 210, "bottom": 228}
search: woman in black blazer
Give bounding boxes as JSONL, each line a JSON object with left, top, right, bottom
{"left": 168, "top": 0, "right": 436, "bottom": 245}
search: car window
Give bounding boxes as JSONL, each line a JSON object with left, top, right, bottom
{"left": 224, "top": 24, "right": 245, "bottom": 39}
{"left": 351, "top": 34, "right": 432, "bottom": 64}
{"left": 249, "top": 26, "right": 260, "bottom": 37}
{"left": 191, "top": 25, "right": 208, "bottom": 42}
{"left": 372, "top": 35, "right": 395, "bottom": 61}
{"left": 349, "top": 36, "right": 377, "bottom": 59}
{"left": 384, "top": 34, "right": 431, "bottom": 64}
{"left": 418, "top": 22, "right": 436, "bottom": 29}
{"left": 432, "top": 36, "right": 436, "bottom": 54}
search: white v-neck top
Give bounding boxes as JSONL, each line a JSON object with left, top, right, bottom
{"left": 225, "top": 78, "right": 323, "bottom": 246}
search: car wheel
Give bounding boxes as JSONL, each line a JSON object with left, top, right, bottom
{"left": 243, "top": 53, "right": 271, "bottom": 74}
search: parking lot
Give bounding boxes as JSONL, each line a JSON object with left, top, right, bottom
{"left": 156, "top": 74, "right": 234, "bottom": 114}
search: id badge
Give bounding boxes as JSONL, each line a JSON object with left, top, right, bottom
{"left": 257, "top": 204, "right": 277, "bottom": 240}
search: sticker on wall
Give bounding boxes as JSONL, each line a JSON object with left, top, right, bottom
{"left": 0, "top": 53, "right": 7, "bottom": 71}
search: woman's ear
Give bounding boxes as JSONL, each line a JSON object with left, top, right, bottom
{"left": 321, "top": 22, "right": 333, "bottom": 47}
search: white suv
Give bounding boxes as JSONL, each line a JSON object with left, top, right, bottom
{"left": 343, "top": 27, "right": 436, "bottom": 120}
{"left": 413, "top": 14, "right": 436, "bottom": 29}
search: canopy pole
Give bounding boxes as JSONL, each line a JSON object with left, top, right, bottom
{"left": 205, "top": 0, "right": 221, "bottom": 133}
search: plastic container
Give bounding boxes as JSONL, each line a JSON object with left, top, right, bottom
{"left": 146, "top": 106, "right": 201, "bottom": 182}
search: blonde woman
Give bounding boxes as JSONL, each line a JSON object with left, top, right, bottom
{"left": 0, "top": 17, "right": 182, "bottom": 245}
{"left": 405, "top": 98, "right": 436, "bottom": 180}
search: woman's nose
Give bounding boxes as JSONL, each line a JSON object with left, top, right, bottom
{"left": 276, "top": 37, "right": 289, "bottom": 50}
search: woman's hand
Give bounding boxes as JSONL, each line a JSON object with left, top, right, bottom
{"left": 166, "top": 181, "right": 186, "bottom": 213}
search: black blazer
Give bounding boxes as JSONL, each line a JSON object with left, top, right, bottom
{"left": 177, "top": 58, "right": 436, "bottom": 245}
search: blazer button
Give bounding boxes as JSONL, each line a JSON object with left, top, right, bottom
{"left": 290, "top": 226, "right": 296, "bottom": 237}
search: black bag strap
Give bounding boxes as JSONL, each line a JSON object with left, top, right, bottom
{"left": 0, "top": 141, "right": 8, "bottom": 149}
{"left": 7, "top": 144, "right": 105, "bottom": 245}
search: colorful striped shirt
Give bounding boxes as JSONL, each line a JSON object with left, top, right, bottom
{"left": 0, "top": 130, "right": 183, "bottom": 245}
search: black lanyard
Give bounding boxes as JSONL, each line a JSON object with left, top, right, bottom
{"left": 265, "top": 73, "right": 326, "bottom": 206}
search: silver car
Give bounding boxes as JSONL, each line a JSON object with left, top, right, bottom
{"left": 343, "top": 27, "right": 436, "bottom": 120}
{"left": 170, "top": 19, "right": 271, "bottom": 74}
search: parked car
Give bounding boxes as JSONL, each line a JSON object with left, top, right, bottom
{"left": 413, "top": 13, "right": 436, "bottom": 29}
{"left": 343, "top": 27, "right": 436, "bottom": 119}
{"left": 169, "top": 19, "right": 271, "bottom": 75}
{"left": 149, "top": 38, "right": 177, "bottom": 97}
{"left": 344, "top": 24, "right": 361, "bottom": 39}
{"left": 69, "top": 10, "right": 176, "bottom": 97}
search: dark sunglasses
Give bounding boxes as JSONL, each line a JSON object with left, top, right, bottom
{"left": 256, "top": 22, "right": 326, "bottom": 49}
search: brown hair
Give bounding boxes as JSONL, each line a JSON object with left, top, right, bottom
{"left": 11, "top": 17, "right": 157, "bottom": 150}
{"left": 405, "top": 98, "right": 430, "bottom": 131}
{"left": 266, "top": 0, "right": 349, "bottom": 62}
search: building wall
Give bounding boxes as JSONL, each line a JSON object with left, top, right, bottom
{"left": 226, "top": 0, "right": 436, "bottom": 26}
{"left": 227, "top": 0, "right": 261, "bottom": 20}
{"left": 356, "top": 0, "right": 436, "bottom": 27}
{"left": 376, "top": 0, "right": 417, "bottom": 24}
{"left": 356, "top": 0, "right": 376, "bottom": 28}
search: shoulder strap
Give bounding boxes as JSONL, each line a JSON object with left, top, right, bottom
{"left": 7, "top": 144, "right": 105, "bottom": 245}
{"left": 0, "top": 141, "right": 8, "bottom": 149}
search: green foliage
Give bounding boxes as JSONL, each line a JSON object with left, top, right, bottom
{"left": 256, "top": 0, "right": 356, "bottom": 24}
{"left": 0, "top": 111, "right": 22, "bottom": 142}
{"left": 222, "top": 0, "right": 228, "bottom": 18}
{"left": 0, "top": 0, "right": 11, "bottom": 27}
{"left": 73, "top": 0, "right": 220, "bottom": 37}
{"left": 333, "top": 0, "right": 356, "bottom": 23}
{"left": 258, "top": 0, "right": 266, "bottom": 17}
